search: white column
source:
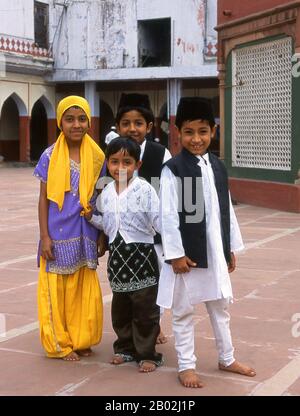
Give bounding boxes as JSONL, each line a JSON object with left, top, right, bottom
{"left": 84, "top": 81, "right": 99, "bottom": 117}
{"left": 167, "top": 79, "right": 182, "bottom": 119}
{"left": 167, "top": 79, "right": 182, "bottom": 155}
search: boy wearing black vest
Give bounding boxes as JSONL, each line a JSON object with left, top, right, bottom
{"left": 115, "top": 93, "right": 172, "bottom": 184}
{"left": 158, "top": 97, "right": 256, "bottom": 388}
{"left": 116, "top": 93, "right": 172, "bottom": 344}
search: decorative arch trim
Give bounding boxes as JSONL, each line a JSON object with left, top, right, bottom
{"left": 31, "top": 95, "right": 55, "bottom": 119}
{"left": 1, "top": 93, "right": 28, "bottom": 117}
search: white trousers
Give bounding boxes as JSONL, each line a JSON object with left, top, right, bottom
{"left": 154, "top": 244, "right": 165, "bottom": 317}
{"left": 172, "top": 276, "right": 235, "bottom": 372}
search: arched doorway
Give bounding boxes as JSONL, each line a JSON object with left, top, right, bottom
{"left": 99, "top": 100, "right": 115, "bottom": 150}
{"left": 30, "top": 100, "right": 48, "bottom": 161}
{"left": 0, "top": 97, "right": 20, "bottom": 161}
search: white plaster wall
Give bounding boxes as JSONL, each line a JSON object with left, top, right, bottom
{"left": 0, "top": 0, "right": 34, "bottom": 39}
{"left": 92, "top": 0, "right": 137, "bottom": 69}
{"left": 206, "top": 0, "right": 217, "bottom": 43}
{"left": 52, "top": 0, "right": 138, "bottom": 70}
{"left": 137, "top": 0, "right": 174, "bottom": 19}
{"left": 173, "top": 0, "right": 206, "bottom": 67}
{"left": 138, "top": 0, "right": 207, "bottom": 67}
{"left": 50, "top": 0, "right": 217, "bottom": 75}
{"left": 52, "top": 1, "right": 87, "bottom": 69}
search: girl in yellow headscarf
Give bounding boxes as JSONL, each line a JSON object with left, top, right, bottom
{"left": 34, "top": 96, "right": 105, "bottom": 361}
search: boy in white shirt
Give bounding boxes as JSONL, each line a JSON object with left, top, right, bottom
{"left": 85, "top": 136, "right": 163, "bottom": 373}
{"left": 158, "top": 97, "right": 256, "bottom": 388}
{"left": 116, "top": 93, "right": 172, "bottom": 344}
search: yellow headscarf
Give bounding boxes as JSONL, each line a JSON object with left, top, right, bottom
{"left": 47, "top": 95, "right": 105, "bottom": 214}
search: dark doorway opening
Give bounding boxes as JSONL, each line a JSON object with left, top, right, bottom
{"left": 138, "top": 18, "right": 171, "bottom": 67}
{"left": 34, "top": 1, "right": 49, "bottom": 49}
{"left": 30, "top": 100, "right": 48, "bottom": 161}
{"left": 0, "top": 97, "right": 20, "bottom": 161}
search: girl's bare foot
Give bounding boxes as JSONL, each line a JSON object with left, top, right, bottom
{"left": 156, "top": 330, "right": 168, "bottom": 344}
{"left": 178, "top": 369, "right": 204, "bottom": 388}
{"left": 76, "top": 348, "right": 93, "bottom": 357}
{"left": 219, "top": 361, "right": 256, "bottom": 377}
{"left": 62, "top": 351, "right": 80, "bottom": 361}
{"left": 139, "top": 361, "right": 157, "bottom": 373}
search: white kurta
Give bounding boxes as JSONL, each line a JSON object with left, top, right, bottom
{"left": 157, "top": 153, "right": 244, "bottom": 308}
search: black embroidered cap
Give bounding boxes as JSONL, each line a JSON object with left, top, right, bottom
{"left": 118, "top": 93, "right": 151, "bottom": 110}
{"left": 175, "top": 97, "right": 215, "bottom": 128}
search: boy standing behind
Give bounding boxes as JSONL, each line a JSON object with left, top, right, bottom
{"left": 158, "top": 97, "right": 256, "bottom": 388}
{"left": 115, "top": 93, "right": 171, "bottom": 185}
{"left": 115, "top": 93, "right": 171, "bottom": 344}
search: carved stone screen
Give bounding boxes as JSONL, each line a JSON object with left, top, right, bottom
{"left": 232, "top": 37, "right": 292, "bottom": 170}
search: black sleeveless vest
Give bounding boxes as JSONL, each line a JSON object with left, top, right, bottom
{"left": 138, "top": 140, "right": 166, "bottom": 245}
{"left": 165, "top": 148, "right": 231, "bottom": 268}
{"left": 139, "top": 141, "right": 165, "bottom": 183}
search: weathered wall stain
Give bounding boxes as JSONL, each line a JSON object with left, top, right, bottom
{"left": 49, "top": 0, "right": 216, "bottom": 71}
{"left": 177, "top": 38, "right": 199, "bottom": 54}
{"left": 197, "top": 1, "right": 205, "bottom": 28}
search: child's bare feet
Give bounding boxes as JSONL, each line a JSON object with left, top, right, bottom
{"left": 139, "top": 361, "right": 157, "bottom": 373}
{"left": 75, "top": 348, "right": 93, "bottom": 357}
{"left": 62, "top": 351, "right": 80, "bottom": 361}
{"left": 219, "top": 361, "right": 256, "bottom": 377}
{"left": 111, "top": 354, "right": 126, "bottom": 365}
{"left": 156, "top": 330, "right": 168, "bottom": 344}
{"left": 110, "top": 353, "right": 134, "bottom": 365}
{"left": 178, "top": 369, "right": 204, "bottom": 388}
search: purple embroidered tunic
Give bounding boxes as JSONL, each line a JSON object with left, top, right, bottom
{"left": 34, "top": 144, "right": 100, "bottom": 274}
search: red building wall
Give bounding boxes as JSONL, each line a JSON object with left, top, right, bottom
{"left": 218, "top": 0, "right": 293, "bottom": 24}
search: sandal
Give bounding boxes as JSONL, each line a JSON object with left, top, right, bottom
{"left": 138, "top": 357, "right": 164, "bottom": 372}
{"left": 110, "top": 353, "right": 134, "bottom": 365}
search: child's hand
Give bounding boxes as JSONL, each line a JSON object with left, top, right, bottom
{"left": 97, "top": 232, "right": 109, "bottom": 257}
{"left": 41, "top": 236, "right": 55, "bottom": 260}
{"left": 171, "top": 256, "right": 196, "bottom": 274}
{"left": 84, "top": 205, "right": 93, "bottom": 221}
{"left": 228, "top": 252, "right": 236, "bottom": 273}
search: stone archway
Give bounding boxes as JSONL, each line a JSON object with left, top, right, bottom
{"left": 0, "top": 97, "right": 20, "bottom": 161}
{"left": 30, "top": 99, "right": 48, "bottom": 161}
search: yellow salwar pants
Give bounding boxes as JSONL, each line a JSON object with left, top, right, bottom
{"left": 37, "top": 257, "right": 103, "bottom": 358}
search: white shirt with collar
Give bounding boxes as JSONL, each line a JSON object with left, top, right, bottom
{"left": 157, "top": 152, "right": 244, "bottom": 308}
{"left": 90, "top": 177, "right": 160, "bottom": 245}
